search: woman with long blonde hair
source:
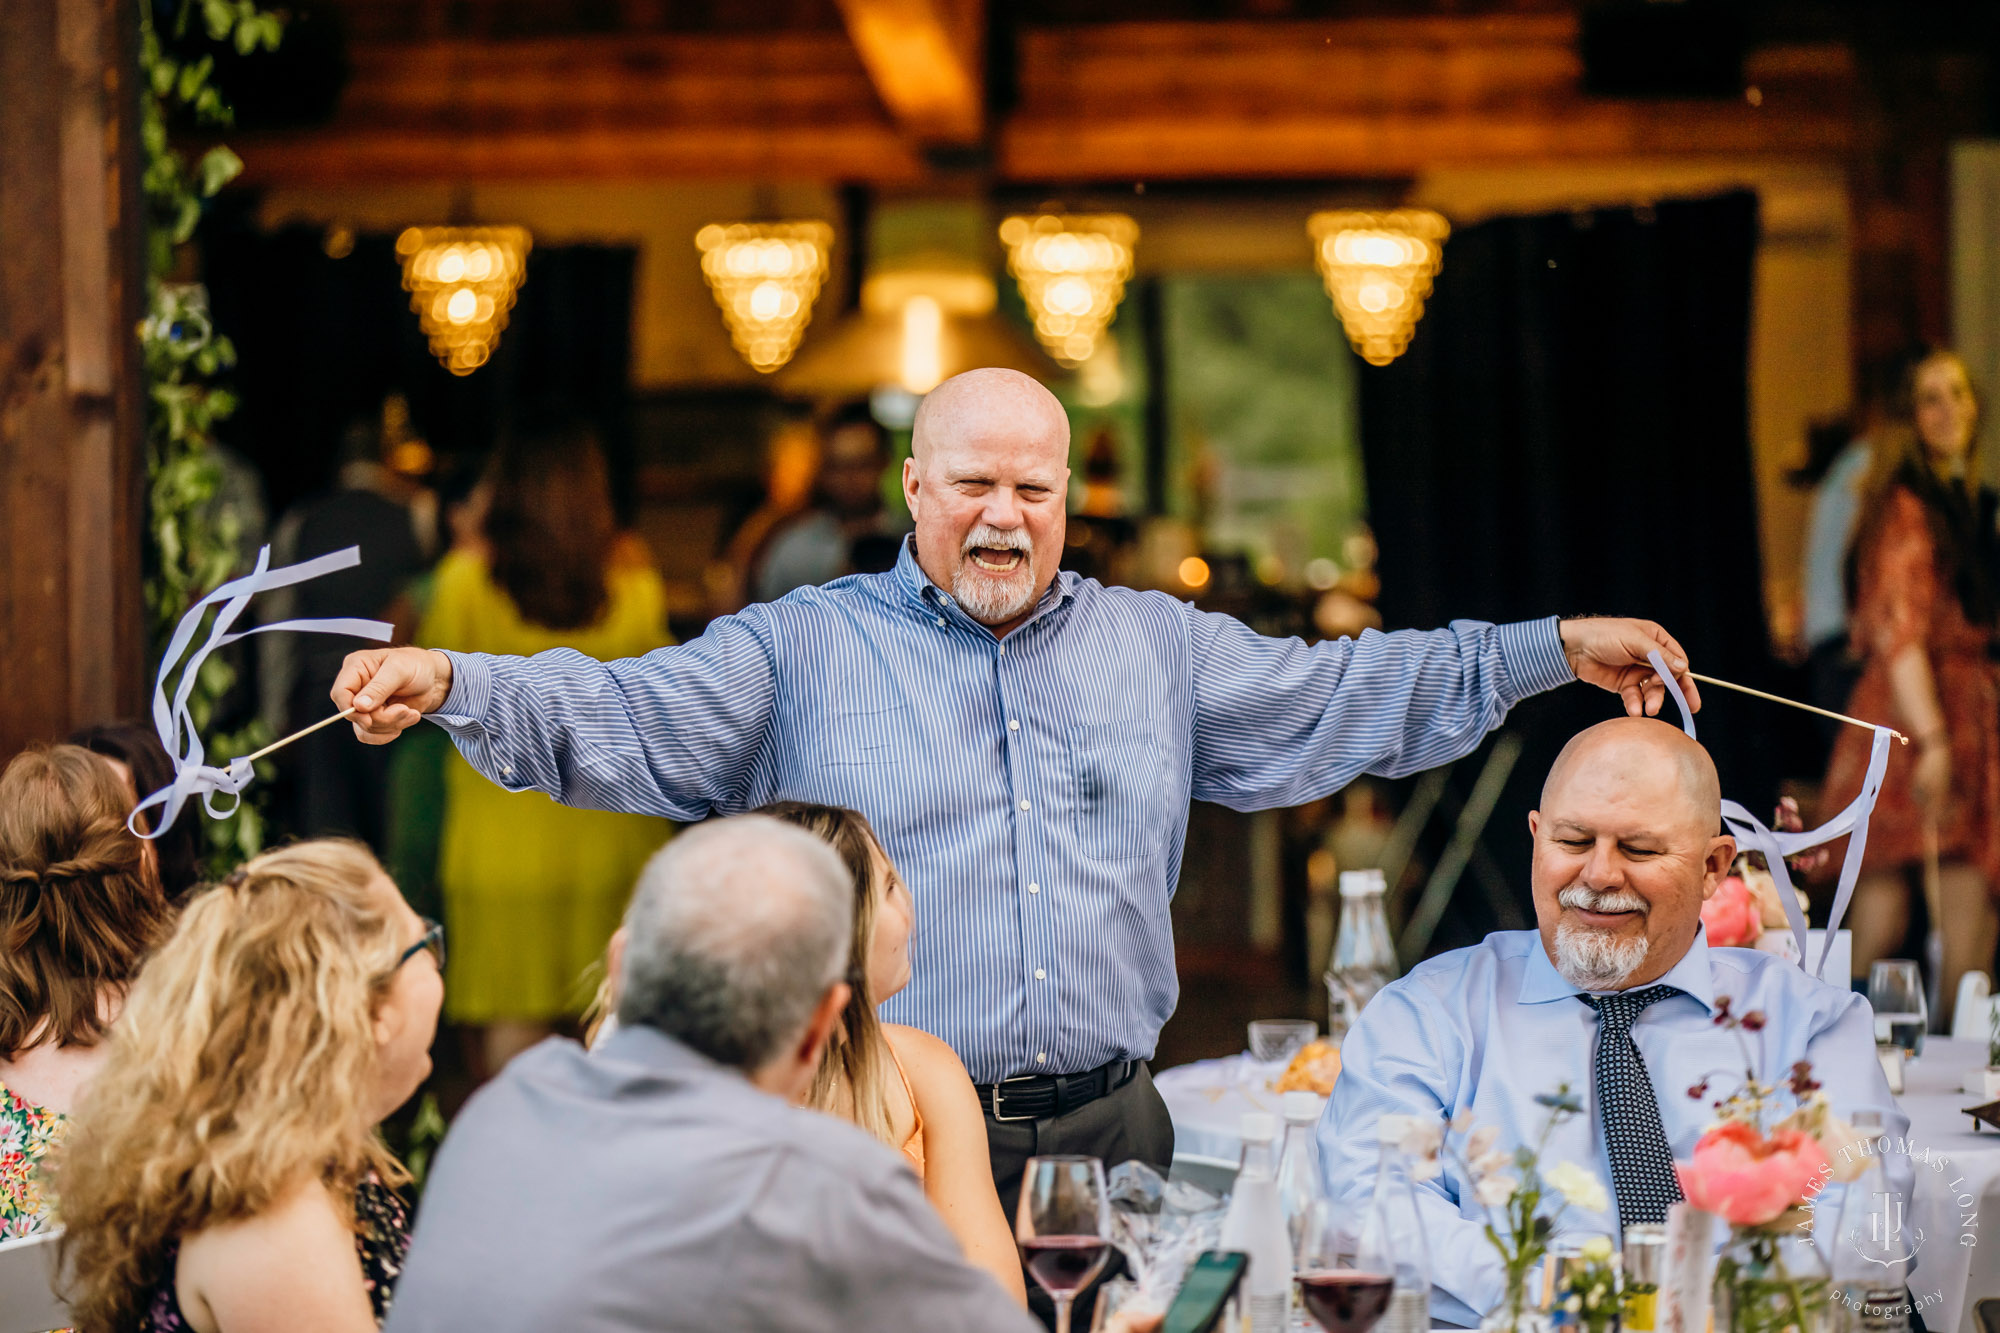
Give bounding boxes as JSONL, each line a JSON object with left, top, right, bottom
{"left": 758, "top": 802, "right": 1025, "bottom": 1305}
{"left": 1823, "top": 346, "right": 2000, "bottom": 1017}
{"left": 58, "top": 840, "right": 443, "bottom": 1333}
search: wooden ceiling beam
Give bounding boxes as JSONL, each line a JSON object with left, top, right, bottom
{"left": 229, "top": 19, "right": 1854, "bottom": 185}
{"left": 833, "top": 0, "right": 984, "bottom": 145}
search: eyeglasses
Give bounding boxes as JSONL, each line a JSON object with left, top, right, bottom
{"left": 392, "top": 917, "right": 445, "bottom": 975}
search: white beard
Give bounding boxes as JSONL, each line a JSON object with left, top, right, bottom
{"left": 951, "top": 526, "right": 1037, "bottom": 625}
{"left": 1553, "top": 922, "right": 1651, "bottom": 991}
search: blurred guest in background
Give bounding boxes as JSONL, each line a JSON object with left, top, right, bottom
{"left": 422, "top": 426, "right": 674, "bottom": 1079}
{"left": 380, "top": 457, "right": 494, "bottom": 928}
{"left": 69, "top": 719, "right": 205, "bottom": 899}
{"left": 383, "top": 816, "right": 1037, "bottom": 1333}
{"left": 1792, "top": 413, "right": 1874, "bottom": 745}
{"left": 1823, "top": 347, "right": 2000, "bottom": 1013}
{"left": 0, "top": 745, "right": 175, "bottom": 1239}
{"left": 58, "top": 839, "right": 442, "bottom": 1332}
{"left": 763, "top": 802, "right": 1025, "bottom": 1305}
{"left": 262, "top": 395, "right": 438, "bottom": 848}
{"left": 751, "top": 399, "right": 905, "bottom": 603}
{"left": 706, "top": 416, "right": 822, "bottom": 615}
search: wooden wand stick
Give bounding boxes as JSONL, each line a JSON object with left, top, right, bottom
{"left": 1685, "top": 672, "right": 1909, "bottom": 745}
{"left": 239, "top": 706, "right": 358, "bottom": 765}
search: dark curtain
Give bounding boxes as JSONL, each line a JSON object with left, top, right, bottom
{"left": 1360, "top": 190, "right": 1805, "bottom": 950}
{"left": 200, "top": 210, "right": 638, "bottom": 519}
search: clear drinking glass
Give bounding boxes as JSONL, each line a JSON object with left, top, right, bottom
{"left": 1620, "top": 1224, "right": 1667, "bottom": 1333}
{"left": 1867, "top": 960, "right": 1928, "bottom": 1055}
{"left": 1295, "top": 1199, "right": 1395, "bottom": 1333}
{"left": 1088, "top": 1277, "right": 1142, "bottom": 1333}
{"left": 1249, "top": 1019, "right": 1319, "bottom": 1087}
{"left": 1018, "top": 1155, "right": 1113, "bottom": 1333}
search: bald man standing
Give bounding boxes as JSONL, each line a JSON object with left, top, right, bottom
{"left": 1321, "top": 719, "right": 1906, "bottom": 1325}
{"left": 335, "top": 369, "right": 1701, "bottom": 1245}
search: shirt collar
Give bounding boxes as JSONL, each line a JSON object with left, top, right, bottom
{"left": 890, "top": 534, "right": 1080, "bottom": 630}
{"left": 1517, "top": 925, "right": 1717, "bottom": 1014}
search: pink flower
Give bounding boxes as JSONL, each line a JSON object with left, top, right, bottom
{"left": 1675, "top": 1123, "right": 1828, "bottom": 1227}
{"left": 1701, "top": 875, "right": 1762, "bottom": 948}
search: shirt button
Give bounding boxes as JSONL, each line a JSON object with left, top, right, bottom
{"left": 1028, "top": 883, "right": 1040, "bottom": 894}
{"left": 1008, "top": 719, "right": 1020, "bottom": 731}
{"left": 1036, "top": 1052, "right": 1047, "bottom": 1064}
{"left": 935, "top": 616, "right": 945, "bottom": 627}
{"left": 1019, "top": 799, "right": 1031, "bottom": 812}
{"left": 1034, "top": 968, "right": 1046, "bottom": 980}
{"left": 501, "top": 766, "right": 514, "bottom": 778}
{"left": 998, "top": 644, "right": 1007, "bottom": 656}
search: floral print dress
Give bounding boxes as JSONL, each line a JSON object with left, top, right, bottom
{"left": 0, "top": 1083, "right": 65, "bottom": 1240}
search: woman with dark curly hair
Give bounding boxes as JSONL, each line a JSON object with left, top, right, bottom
{"left": 0, "top": 743, "right": 175, "bottom": 1239}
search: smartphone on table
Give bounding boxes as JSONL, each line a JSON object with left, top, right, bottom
{"left": 1162, "top": 1250, "right": 1249, "bottom": 1333}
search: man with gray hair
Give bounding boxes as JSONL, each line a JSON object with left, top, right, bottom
{"left": 385, "top": 815, "right": 1039, "bottom": 1333}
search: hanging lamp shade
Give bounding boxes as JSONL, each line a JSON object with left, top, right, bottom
{"left": 396, "top": 225, "right": 532, "bottom": 376}
{"left": 997, "top": 213, "right": 1138, "bottom": 368}
{"left": 776, "top": 260, "right": 1060, "bottom": 398}
{"left": 695, "top": 220, "right": 833, "bottom": 373}
{"left": 1307, "top": 209, "right": 1449, "bottom": 366}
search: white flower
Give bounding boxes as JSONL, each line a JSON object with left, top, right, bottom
{"left": 1397, "top": 1116, "right": 1445, "bottom": 1164}
{"left": 1474, "top": 1172, "right": 1519, "bottom": 1206}
{"left": 1545, "top": 1161, "right": 1610, "bottom": 1215}
{"left": 1450, "top": 1109, "right": 1476, "bottom": 1132}
{"left": 1466, "top": 1125, "right": 1499, "bottom": 1160}
{"left": 1579, "top": 1235, "right": 1615, "bottom": 1264}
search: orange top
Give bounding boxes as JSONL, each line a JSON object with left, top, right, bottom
{"left": 889, "top": 1043, "right": 926, "bottom": 1180}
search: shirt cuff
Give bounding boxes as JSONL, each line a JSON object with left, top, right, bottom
{"left": 427, "top": 650, "right": 491, "bottom": 731}
{"left": 1496, "top": 616, "right": 1575, "bottom": 704}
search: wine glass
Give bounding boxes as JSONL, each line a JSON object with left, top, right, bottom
{"left": 1017, "top": 1155, "right": 1112, "bottom": 1333}
{"left": 1868, "top": 959, "right": 1928, "bottom": 1056}
{"left": 1295, "top": 1199, "right": 1395, "bottom": 1333}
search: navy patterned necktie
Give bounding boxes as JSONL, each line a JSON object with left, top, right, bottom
{"left": 1579, "top": 986, "right": 1685, "bottom": 1229}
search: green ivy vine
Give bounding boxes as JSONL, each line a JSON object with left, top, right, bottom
{"left": 138, "top": 0, "right": 282, "bottom": 871}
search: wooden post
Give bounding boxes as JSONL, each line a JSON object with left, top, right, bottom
{"left": 0, "top": 0, "right": 149, "bottom": 758}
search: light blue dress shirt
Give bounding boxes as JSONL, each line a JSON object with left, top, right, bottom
{"left": 1319, "top": 928, "right": 1906, "bottom": 1326}
{"left": 427, "top": 538, "right": 1576, "bottom": 1083}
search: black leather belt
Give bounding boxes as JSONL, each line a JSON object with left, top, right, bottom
{"left": 976, "top": 1059, "right": 1141, "bottom": 1123}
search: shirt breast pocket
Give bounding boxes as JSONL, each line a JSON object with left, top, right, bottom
{"left": 1069, "top": 720, "right": 1164, "bottom": 862}
{"left": 817, "top": 703, "right": 913, "bottom": 769}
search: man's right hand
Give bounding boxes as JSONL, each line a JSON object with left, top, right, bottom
{"left": 332, "top": 646, "right": 455, "bottom": 745}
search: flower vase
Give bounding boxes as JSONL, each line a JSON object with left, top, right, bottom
{"left": 1711, "top": 1221, "right": 1831, "bottom": 1333}
{"left": 1480, "top": 1266, "right": 1551, "bottom": 1333}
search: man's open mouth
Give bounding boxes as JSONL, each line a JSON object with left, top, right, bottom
{"left": 1568, "top": 905, "right": 1644, "bottom": 929}
{"left": 968, "top": 546, "right": 1024, "bottom": 573}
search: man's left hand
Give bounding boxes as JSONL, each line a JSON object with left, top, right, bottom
{"left": 1558, "top": 617, "right": 1701, "bottom": 718}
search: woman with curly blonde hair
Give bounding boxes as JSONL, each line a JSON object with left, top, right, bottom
{"left": 58, "top": 839, "right": 443, "bottom": 1333}
{"left": 0, "top": 744, "right": 175, "bottom": 1240}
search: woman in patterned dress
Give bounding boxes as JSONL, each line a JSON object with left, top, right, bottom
{"left": 1823, "top": 348, "right": 2000, "bottom": 1020}
{"left": 58, "top": 840, "right": 443, "bottom": 1332}
{"left": 0, "top": 744, "right": 175, "bottom": 1239}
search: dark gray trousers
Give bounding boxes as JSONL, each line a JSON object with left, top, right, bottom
{"left": 984, "top": 1062, "right": 1176, "bottom": 1329}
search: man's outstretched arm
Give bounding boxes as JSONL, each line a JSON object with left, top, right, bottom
{"left": 332, "top": 613, "right": 780, "bottom": 821}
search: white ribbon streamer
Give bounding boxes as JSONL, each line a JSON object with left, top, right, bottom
{"left": 1646, "top": 650, "right": 1893, "bottom": 979}
{"left": 131, "top": 545, "right": 391, "bottom": 840}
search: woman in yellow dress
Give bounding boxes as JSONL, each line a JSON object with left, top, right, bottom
{"left": 422, "top": 427, "right": 674, "bottom": 1078}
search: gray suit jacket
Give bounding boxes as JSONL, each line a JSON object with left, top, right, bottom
{"left": 384, "top": 1026, "right": 1038, "bottom": 1333}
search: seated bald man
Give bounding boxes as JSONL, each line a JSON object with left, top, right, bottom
{"left": 334, "top": 366, "right": 1701, "bottom": 1269}
{"left": 1319, "top": 718, "right": 1907, "bottom": 1325}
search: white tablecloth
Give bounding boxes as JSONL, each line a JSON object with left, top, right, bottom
{"left": 1157, "top": 1038, "right": 2000, "bottom": 1333}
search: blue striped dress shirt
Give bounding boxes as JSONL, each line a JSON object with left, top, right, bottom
{"left": 427, "top": 538, "right": 1577, "bottom": 1083}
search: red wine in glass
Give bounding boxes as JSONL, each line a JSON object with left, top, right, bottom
{"left": 1022, "top": 1235, "right": 1112, "bottom": 1297}
{"left": 1297, "top": 1271, "right": 1395, "bottom": 1333}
